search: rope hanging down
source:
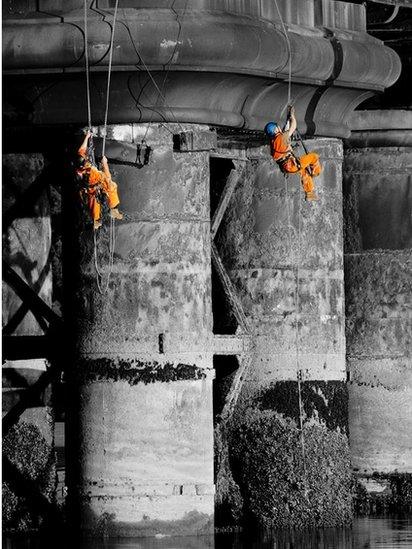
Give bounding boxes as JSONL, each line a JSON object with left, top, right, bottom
{"left": 102, "top": 0, "right": 119, "bottom": 157}
{"left": 84, "top": 0, "right": 119, "bottom": 294}
{"left": 84, "top": 0, "right": 92, "bottom": 130}
{"left": 93, "top": 216, "right": 116, "bottom": 294}
{"left": 273, "top": 0, "right": 293, "bottom": 109}
{"left": 117, "top": 4, "right": 188, "bottom": 143}
{"left": 141, "top": 0, "right": 189, "bottom": 143}
{"left": 284, "top": 177, "right": 309, "bottom": 499}
{"left": 275, "top": 0, "right": 308, "bottom": 496}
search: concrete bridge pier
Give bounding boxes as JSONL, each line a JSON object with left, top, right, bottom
{"left": 344, "top": 111, "right": 412, "bottom": 503}
{"left": 215, "top": 138, "right": 352, "bottom": 528}
{"left": 69, "top": 124, "right": 215, "bottom": 537}
{"left": 2, "top": 0, "right": 405, "bottom": 535}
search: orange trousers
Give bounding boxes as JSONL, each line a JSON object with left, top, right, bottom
{"left": 83, "top": 179, "right": 120, "bottom": 221}
{"left": 282, "top": 152, "right": 322, "bottom": 193}
{"left": 298, "top": 152, "right": 322, "bottom": 193}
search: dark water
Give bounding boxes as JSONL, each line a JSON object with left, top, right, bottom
{"left": 4, "top": 517, "right": 412, "bottom": 549}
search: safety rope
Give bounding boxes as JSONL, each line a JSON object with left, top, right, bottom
{"left": 276, "top": 0, "right": 308, "bottom": 496}
{"left": 295, "top": 185, "right": 308, "bottom": 496}
{"left": 102, "top": 0, "right": 119, "bottom": 157}
{"left": 284, "top": 176, "right": 308, "bottom": 499}
{"left": 84, "top": 0, "right": 119, "bottom": 294}
{"left": 84, "top": 0, "right": 92, "bottom": 130}
{"left": 118, "top": 8, "right": 187, "bottom": 140}
{"left": 273, "top": 0, "right": 293, "bottom": 109}
{"left": 93, "top": 216, "right": 116, "bottom": 293}
{"left": 141, "top": 0, "right": 189, "bottom": 143}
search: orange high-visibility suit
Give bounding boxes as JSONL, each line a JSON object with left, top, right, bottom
{"left": 76, "top": 144, "right": 120, "bottom": 223}
{"left": 271, "top": 132, "right": 322, "bottom": 194}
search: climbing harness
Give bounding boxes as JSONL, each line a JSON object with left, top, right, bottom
{"left": 83, "top": 0, "right": 120, "bottom": 294}
{"left": 273, "top": 0, "right": 309, "bottom": 497}
{"left": 276, "top": 154, "right": 300, "bottom": 174}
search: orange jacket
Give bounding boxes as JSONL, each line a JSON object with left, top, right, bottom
{"left": 77, "top": 145, "right": 106, "bottom": 186}
{"left": 271, "top": 132, "right": 300, "bottom": 173}
{"left": 270, "top": 132, "right": 292, "bottom": 161}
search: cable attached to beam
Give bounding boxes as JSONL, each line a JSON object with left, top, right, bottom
{"left": 102, "top": 0, "right": 119, "bottom": 157}
{"left": 84, "top": 0, "right": 92, "bottom": 130}
{"left": 273, "top": 0, "right": 293, "bottom": 109}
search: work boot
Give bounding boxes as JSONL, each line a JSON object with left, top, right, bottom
{"left": 110, "top": 207, "right": 123, "bottom": 220}
{"left": 305, "top": 191, "right": 318, "bottom": 202}
{"left": 94, "top": 218, "right": 102, "bottom": 230}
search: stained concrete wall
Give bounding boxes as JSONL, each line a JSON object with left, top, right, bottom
{"left": 344, "top": 113, "right": 412, "bottom": 479}
{"left": 69, "top": 124, "right": 215, "bottom": 537}
{"left": 218, "top": 139, "right": 346, "bottom": 387}
{"left": 215, "top": 138, "right": 352, "bottom": 528}
{"left": 3, "top": 1, "right": 400, "bottom": 138}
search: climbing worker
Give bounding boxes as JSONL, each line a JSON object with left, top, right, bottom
{"left": 265, "top": 106, "right": 322, "bottom": 201}
{"left": 76, "top": 130, "right": 123, "bottom": 230}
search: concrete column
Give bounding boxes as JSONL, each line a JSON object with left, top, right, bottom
{"left": 70, "top": 124, "right": 215, "bottom": 537}
{"left": 344, "top": 111, "right": 412, "bottom": 500}
{"left": 216, "top": 138, "right": 352, "bottom": 528}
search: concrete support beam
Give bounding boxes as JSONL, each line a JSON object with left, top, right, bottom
{"left": 69, "top": 124, "right": 215, "bottom": 537}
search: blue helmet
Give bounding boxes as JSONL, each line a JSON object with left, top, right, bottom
{"left": 264, "top": 122, "right": 280, "bottom": 136}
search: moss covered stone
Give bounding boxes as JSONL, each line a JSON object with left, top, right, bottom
{"left": 256, "top": 381, "right": 349, "bottom": 434}
{"left": 218, "top": 407, "right": 352, "bottom": 530}
{"left": 2, "top": 421, "right": 56, "bottom": 531}
{"left": 215, "top": 423, "right": 243, "bottom": 530}
{"left": 2, "top": 482, "right": 20, "bottom": 528}
{"left": 77, "top": 357, "right": 206, "bottom": 385}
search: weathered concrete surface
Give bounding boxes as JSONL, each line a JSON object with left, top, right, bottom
{"left": 344, "top": 113, "right": 412, "bottom": 483}
{"left": 217, "top": 139, "right": 346, "bottom": 386}
{"left": 215, "top": 138, "right": 352, "bottom": 528}
{"left": 70, "top": 124, "right": 214, "bottom": 536}
{"left": 3, "top": 2, "right": 400, "bottom": 136}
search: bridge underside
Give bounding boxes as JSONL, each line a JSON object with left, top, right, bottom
{"left": 3, "top": 0, "right": 411, "bottom": 539}
{"left": 3, "top": 1, "right": 400, "bottom": 136}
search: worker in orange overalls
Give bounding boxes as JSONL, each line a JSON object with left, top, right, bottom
{"left": 265, "top": 106, "right": 322, "bottom": 201}
{"left": 76, "top": 131, "right": 123, "bottom": 229}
